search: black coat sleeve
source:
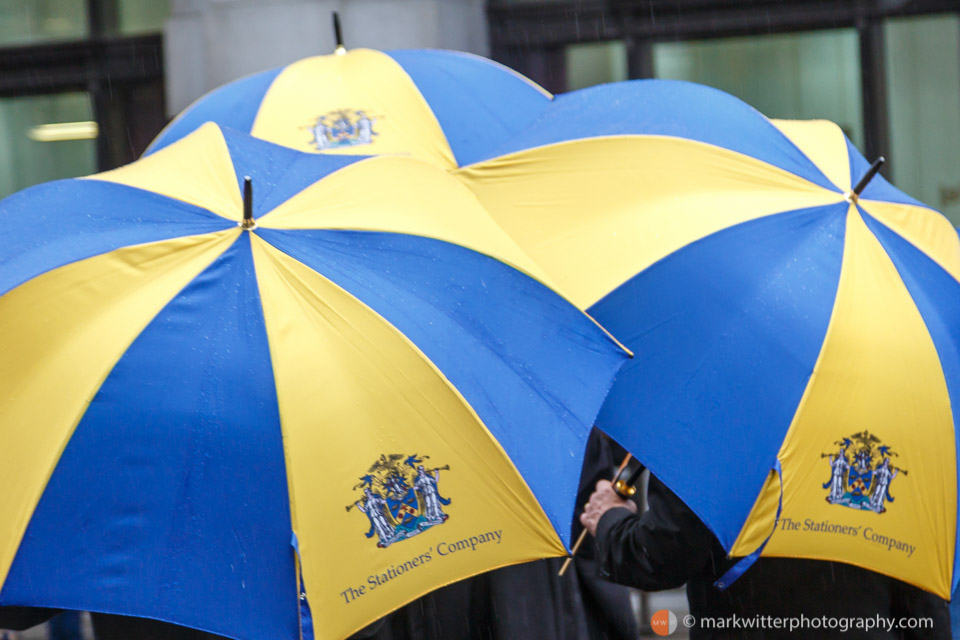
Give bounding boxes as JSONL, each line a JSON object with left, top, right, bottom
{"left": 594, "top": 475, "right": 715, "bottom": 591}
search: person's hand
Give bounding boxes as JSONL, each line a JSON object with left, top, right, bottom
{"left": 580, "top": 479, "right": 638, "bottom": 536}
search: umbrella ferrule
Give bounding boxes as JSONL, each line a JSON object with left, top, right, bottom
{"left": 851, "top": 157, "right": 886, "bottom": 200}
{"left": 241, "top": 176, "right": 256, "bottom": 230}
{"left": 332, "top": 11, "right": 346, "bottom": 55}
{"left": 844, "top": 157, "right": 885, "bottom": 205}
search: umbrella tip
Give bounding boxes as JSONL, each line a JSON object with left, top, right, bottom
{"left": 332, "top": 11, "right": 346, "bottom": 55}
{"left": 846, "top": 156, "right": 886, "bottom": 203}
{"left": 241, "top": 176, "right": 256, "bottom": 230}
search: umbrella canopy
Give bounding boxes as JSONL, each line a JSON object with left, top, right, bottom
{"left": 0, "top": 123, "right": 628, "bottom": 639}
{"left": 457, "top": 79, "right": 960, "bottom": 598}
{"left": 147, "top": 47, "right": 551, "bottom": 169}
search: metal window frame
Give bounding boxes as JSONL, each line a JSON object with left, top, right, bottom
{"left": 488, "top": 0, "right": 960, "bottom": 178}
{"left": 0, "top": 0, "right": 165, "bottom": 170}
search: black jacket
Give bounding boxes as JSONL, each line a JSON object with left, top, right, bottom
{"left": 595, "top": 475, "right": 950, "bottom": 639}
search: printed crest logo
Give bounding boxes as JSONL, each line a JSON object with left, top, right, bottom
{"left": 346, "top": 453, "right": 450, "bottom": 548}
{"left": 310, "top": 108, "right": 378, "bottom": 150}
{"left": 822, "top": 431, "right": 907, "bottom": 514}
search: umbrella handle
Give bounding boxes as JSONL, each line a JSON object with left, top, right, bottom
{"left": 613, "top": 464, "right": 645, "bottom": 498}
{"left": 558, "top": 452, "right": 633, "bottom": 576}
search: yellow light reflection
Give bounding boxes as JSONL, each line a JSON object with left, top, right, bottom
{"left": 27, "top": 121, "right": 99, "bottom": 142}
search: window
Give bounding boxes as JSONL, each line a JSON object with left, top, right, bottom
{"left": 565, "top": 41, "right": 627, "bottom": 91}
{"left": 653, "top": 30, "right": 865, "bottom": 149}
{"left": 116, "top": 0, "right": 170, "bottom": 36}
{"left": 0, "top": 92, "right": 97, "bottom": 199}
{"left": 0, "top": 0, "right": 166, "bottom": 197}
{"left": 885, "top": 14, "right": 960, "bottom": 223}
{"left": 0, "top": 0, "right": 87, "bottom": 46}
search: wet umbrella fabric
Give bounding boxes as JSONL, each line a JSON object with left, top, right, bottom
{"left": 457, "top": 79, "right": 960, "bottom": 598}
{"left": 146, "top": 48, "right": 551, "bottom": 169}
{"left": 0, "top": 123, "right": 628, "bottom": 640}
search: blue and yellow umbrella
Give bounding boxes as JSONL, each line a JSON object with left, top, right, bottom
{"left": 458, "top": 79, "right": 960, "bottom": 598}
{"left": 147, "top": 47, "right": 551, "bottom": 169}
{"left": 0, "top": 123, "right": 629, "bottom": 639}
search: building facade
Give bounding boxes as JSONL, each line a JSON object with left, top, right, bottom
{"left": 1, "top": 0, "right": 959, "bottom": 221}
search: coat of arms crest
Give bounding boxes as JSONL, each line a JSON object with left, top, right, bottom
{"left": 822, "top": 430, "right": 907, "bottom": 514}
{"left": 346, "top": 453, "right": 450, "bottom": 548}
{"left": 310, "top": 108, "right": 378, "bottom": 150}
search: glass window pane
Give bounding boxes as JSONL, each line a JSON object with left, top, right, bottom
{"left": 0, "top": 93, "right": 97, "bottom": 201}
{"left": 653, "top": 30, "right": 865, "bottom": 149}
{"left": 117, "top": 0, "right": 170, "bottom": 35}
{"left": 885, "top": 14, "right": 960, "bottom": 224}
{"left": 0, "top": 0, "right": 87, "bottom": 46}
{"left": 565, "top": 41, "right": 627, "bottom": 91}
